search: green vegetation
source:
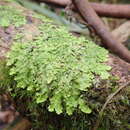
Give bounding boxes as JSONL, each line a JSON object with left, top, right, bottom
{"left": 1, "top": 0, "right": 130, "bottom": 129}
{"left": 7, "top": 22, "right": 111, "bottom": 115}
{"left": 0, "top": 5, "right": 26, "bottom": 27}
{"left": 0, "top": 1, "right": 113, "bottom": 129}
{"left": 0, "top": 59, "right": 12, "bottom": 88}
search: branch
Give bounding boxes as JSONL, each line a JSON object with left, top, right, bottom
{"left": 71, "top": 0, "right": 130, "bottom": 63}
{"left": 91, "top": 3, "right": 130, "bottom": 19}
{"left": 38, "top": 0, "right": 130, "bottom": 19}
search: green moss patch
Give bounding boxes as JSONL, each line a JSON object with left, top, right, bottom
{"left": 7, "top": 21, "right": 111, "bottom": 115}
{"left": 0, "top": 5, "right": 26, "bottom": 27}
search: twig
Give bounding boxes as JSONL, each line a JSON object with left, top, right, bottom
{"left": 38, "top": 0, "right": 130, "bottom": 19}
{"left": 71, "top": 0, "right": 130, "bottom": 63}
{"left": 91, "top": 3, "right": 130, "bottom": 19}
{"left": 93, "top": 81, "right": 130, "bottom": 130}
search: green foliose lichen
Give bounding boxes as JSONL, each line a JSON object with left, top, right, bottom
{"left": 7, "top": 18, "right": 111, "bottom": 115}
{"left": 0, "top": 0, "right": 110, "bottom": 115}
{"left": 0, "top": 5, "right": 26, "bottom": 27}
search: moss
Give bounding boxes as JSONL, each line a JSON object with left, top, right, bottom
{"left": 0, "top": 0, "right": 110, "bottom": 115}
{"left": 1, "top": 1, "right": 129, "bottom": 130}
{"left": 7, "top": 18, "right": 111, "bottom": 115}
{"left": 0, "top": 3, "right": 26, "bottom": 88}
{"left": 0, "top": 5, "right": 26, "bottom": 27}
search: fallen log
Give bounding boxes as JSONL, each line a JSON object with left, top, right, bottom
{"left": 37, "top": 0, "right": 130, "bottom": 19}
{"left": 0, "top": 1, "right": 130, "bottom": 130}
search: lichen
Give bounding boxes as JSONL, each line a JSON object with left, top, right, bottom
{"left": 0, "top": 1, "right": 129, "bottom": 130}
{"left": 0, "top": 5, "right": 26, "bottom": 27}
{"left": 7, "top": 20, "right": 111, "bottom": 115}
{"left": 0, "top": 0, "right": 111, "bottom": 115}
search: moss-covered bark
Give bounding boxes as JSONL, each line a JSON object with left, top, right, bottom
{"left": 0, "top": 0, "right": 130, "bottom": 130}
